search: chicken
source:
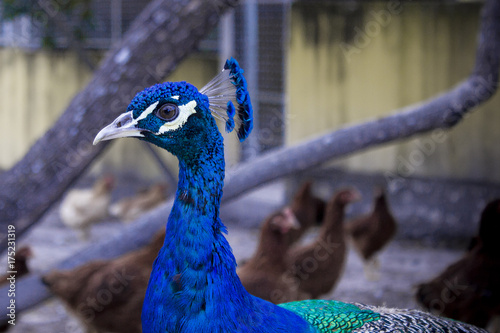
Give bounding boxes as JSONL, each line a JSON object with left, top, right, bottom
{"left": 59, "top": 176, "right": 114, "bottom": 240}
{"left": 0, "top": 246, "right": 32, "bottom": 282}
{"left": 109, "top": 183, "right": 168, "bottom": 222}
{"left": 237, "top": 181, "right": 326, "bottom": 267}
{"left": 344, "top": 187, "right": 397, "bottom": 280}
{"left": 237, "top": 208, "right": 310, "bottom": 304}
{"left": 415, "top": 199, "right": 500, "bottom": 329}
{"left": 42, "top": 230, "right": 165, "bottom": 333}
{"left": 288, "top": 181, "right": 326, "bottom": 244}
{"left": 1, "top": 246, "right": 32, "bottom": 332}
{"left": 285, "top": 188, "right": 360, "bottom": 299}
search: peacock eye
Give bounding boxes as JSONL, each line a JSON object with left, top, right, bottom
{"left": 155, "top": 103, "right": 179, "bottom": 122}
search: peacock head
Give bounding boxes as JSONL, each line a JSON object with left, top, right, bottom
{"left": 93, "top": 58, "right": 253, "bottom": 160}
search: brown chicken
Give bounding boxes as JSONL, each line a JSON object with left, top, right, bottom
{"left": 0, "top": 246, "right": 32, "bottom": 282}
{"left": 344, "top": 187, "right": 397, "bottom": 280}
{"left": 288, "top": 181, "right": 326, "bottom": 245}
{"left": 59, "top": 176, "right": 115, "bottom": 240}
{"left": 237, "top": 181, "right": 326, "bottom": 268}
{"left": 237, "top": 208, "right": 310, "bottom": 304}
{"left": 415, "top": 199, "right": 500, "bottom": 329}
{"left": 1, "top": 246, "right": 32, "bottom": 332}
{"left": 285, "top": 188, "right": 360, "bottom": 299}
{"left": 109, "top": 183, "right": 168, "bottom": 222}
{"left": 42, "top": 230, "right": 165, "bottom": 333}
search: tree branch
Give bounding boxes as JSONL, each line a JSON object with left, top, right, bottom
{"left": 0, "top": 0, "right": 239, "bottom": 249}
{"left": 0, "top": 0, "right": 498, "bottom": 324}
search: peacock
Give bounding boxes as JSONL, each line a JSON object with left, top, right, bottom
{"left": 94, "top": 58, "right": 487, "bottom": 333}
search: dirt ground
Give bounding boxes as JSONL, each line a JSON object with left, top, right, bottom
{"left": 1, "top": 179, "right": 491, "bottom": 333}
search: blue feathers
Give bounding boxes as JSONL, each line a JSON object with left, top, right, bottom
{"left": 225, "top": 101, "right": 236, "bottom": 133}
{"left": 93, "top": 58, "right": 489, "bottom": 333}
{"left": 223, "top": 58, "right": 254, "bottom": 141}
{"left": 200, "top": 57, "right": 253, "bottom": 142}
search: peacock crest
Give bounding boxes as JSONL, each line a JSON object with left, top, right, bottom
{"left": 200, "top": 58, "right": 253, "bottom": 141}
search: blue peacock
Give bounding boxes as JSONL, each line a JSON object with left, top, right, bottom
{"left": 94, "top": 58, "right": 486, "bottom": 333}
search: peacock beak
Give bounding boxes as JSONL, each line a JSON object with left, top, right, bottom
{"left": 93, "top": 111, "right": 145, "bottom": 145}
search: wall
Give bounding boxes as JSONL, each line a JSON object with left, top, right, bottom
{"left": 0, "top": 49, "right": 92, "bottom": 169}
{"left": 3, "top": 2, "right": 499, "bottom": 184}
{"left": 287, "top": 2, "right": 500, "bottom": 183}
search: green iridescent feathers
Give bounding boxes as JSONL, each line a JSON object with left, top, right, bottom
{"left": 279, "top": 300, "right": 380, "bottom": 333}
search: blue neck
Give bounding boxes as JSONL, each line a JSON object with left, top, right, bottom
{"left": 142, "top": 132, "right": 315, "bottom": 333}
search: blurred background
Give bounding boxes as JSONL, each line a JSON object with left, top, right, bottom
{"left": 0, "top": 0, "right": 499, "bottom": 332}
{"left": 1, "top": 1, "right": 499, "bottom": 181}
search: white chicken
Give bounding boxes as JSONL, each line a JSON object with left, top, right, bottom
{"left": 59, "top": 176, "right": 114, "bottom": 240}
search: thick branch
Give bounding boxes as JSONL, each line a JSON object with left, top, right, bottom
{"left": 0, "top": 0, "right": 239, "bottom": 249}
{"left": 0, "top": 0, "right": 498, "bottom": 324}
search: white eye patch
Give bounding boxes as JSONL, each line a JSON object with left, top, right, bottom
{"left": 156, "top": 100, "right": 197, "bottom": 134}
{"left": 136, "top": 101, "right": 159, "bottom": 122}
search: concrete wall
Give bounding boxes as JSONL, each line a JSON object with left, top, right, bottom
{"left": 2, "top": 1, "right": 499, "bottom": 184}
{"left": 0, "top": 49, "right": 92, "bottom": 169}
{"left": 287, "top": 2, "right": 500, "bottom": 183}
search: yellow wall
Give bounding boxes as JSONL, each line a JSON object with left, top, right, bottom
{"left": 287, "top": 2, "right": 500, "bottom": 182}
{"left": 0, "top": 49, "right": 92, "bottom": 169}
{"left": 2, "top": 2, "right": 499, "bottom": 183}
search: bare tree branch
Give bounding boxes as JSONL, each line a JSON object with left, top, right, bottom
{"left": 0, "top": 0, "right": 240, "bottom": 249}
{"left": 0, "top": 0, "right": 498, "bottom": 324}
